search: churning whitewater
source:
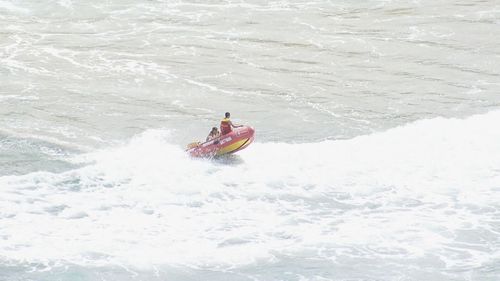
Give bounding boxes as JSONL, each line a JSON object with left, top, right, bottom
{"left": 1, "top": 111, "right": 500, "bottom": 280}
{"left": 1, "top": 0, "right": 500, "bottom": 280}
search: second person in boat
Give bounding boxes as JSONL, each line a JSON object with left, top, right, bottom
{"left": 206, "top": 127, "right": 220, "bottom": 141}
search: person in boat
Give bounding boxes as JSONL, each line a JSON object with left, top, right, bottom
{"left": 220, "top": 112, "right": 242, "bottom": 135}
{"left": 206, "top": 127, "right": 220, "bottom": 141}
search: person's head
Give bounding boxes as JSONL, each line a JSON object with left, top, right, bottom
{"left": 211, "top": 127, "right": 218, "bottom": 134}
{"left": 225, "top": 112, "right": 230, "bottom": 118}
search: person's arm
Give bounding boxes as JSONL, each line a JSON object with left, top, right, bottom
{"left": 229, "top": 121, "right": 243, "bottom": 128}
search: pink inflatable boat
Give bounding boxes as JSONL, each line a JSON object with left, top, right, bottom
{"left": 187, "top": 126, "right": 255, "bottom": 158}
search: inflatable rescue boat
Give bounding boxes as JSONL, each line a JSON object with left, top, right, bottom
{"left": 187, "top": 126, "right": 255, "bottom": 157}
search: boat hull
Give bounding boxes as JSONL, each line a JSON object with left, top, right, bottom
{"left": 187, "top": 126, "right": 255, "bottom": 158}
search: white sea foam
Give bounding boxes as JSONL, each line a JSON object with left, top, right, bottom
{"left": 1, "top": 111, "right": 499, "bottom": 272}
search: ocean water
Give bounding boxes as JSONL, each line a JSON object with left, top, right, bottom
{"left": 1, "top": 0, "right": 500, "bottom": 280}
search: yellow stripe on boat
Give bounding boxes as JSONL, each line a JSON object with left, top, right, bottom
{"left": 216, "top": 138, "right": 249, "bottom": 156}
